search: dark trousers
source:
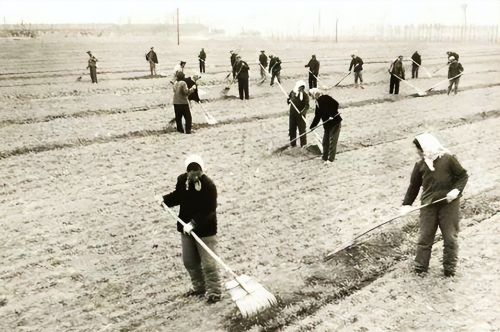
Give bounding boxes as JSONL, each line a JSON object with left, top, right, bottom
{"left": 415, "top": 199, "right": 460, "bottom": 273}
{"left": 89, "top": 67, "right": 97, "bottom": 83}
{"left": 289, "top": 111, "right": 307, "bottom": 147}
{"left": 173, "top": 104, "right": 192, "bottom": 134}
{"left": 322, "top": 123, "right": 341, "bottom": 161}
{"left": 308, "top": 73, "right": 318, "bottom": 89}
{"left": 238, "top": 78, "right": 249, "bottom": 100}
{"left": 447, "top": 77, "right": 460, "bottom": 95}
{"left": 199, "top": 60, "right": 205, "bottom": 73}
{"left": 271, "top": 71, "right": 281, "bottom": 85}
{"left": 389, "top": 75, "right": 400, "bottom": 94}
{"left": 412, "top": 64, "right": 419, "bottom": 78}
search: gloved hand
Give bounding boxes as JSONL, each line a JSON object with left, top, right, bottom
{"left": 446, "top": 189, "right": 460, "bottom": 202}
{"left": 183, "top": 222, "right": 194, "bottom": 235}
{"left": 399, "top": 205, "right": 413, "bottom": 216}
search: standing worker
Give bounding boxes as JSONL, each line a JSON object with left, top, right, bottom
{"left": 230, "top": 50, "right": 238, "bottom": 78}
{"left": 234, "top": 55, "right": 250, "bottom": 100}
{"left": 86, "top": 51, "right": 98, "bottom": 84}
{"left": 305, "top": 54, "right": 320, "bottom": 89}
{"left": 259, "top": 50, "right": 268, "bottom": 84}
{"left": 389, "top": 55, "right": 405, "bottom": 94}
{"left": 309, "top": 88, "right": 342, "bottom": 164}
{"left": 269, "top": 54, "right": 282, "bottom": 86}
{"left": 171, "top": 61, "right": 186, "bottom": 83}
{"left": 287, "top": 80, "right": 309, "bottom": 147}
{"left": 146, "top": 47, "right": 158, "bottom": 76}
{"left": 198, "top": 48, "right": 206, "bottom": 73}
{"left": 159, "top": 154, "right": 222, "bottom": 303}
{"left": 411, "top": 51, "right": 421, "bottom": 79}
{"left": 172, "top": 71, "right": 197, "bottom": 134}
{"left": 447, "top": 56, "right": 464, "bottom": 96}
{"left": 400, "top": 133, "right": 468, "bottom": 277}
{"left": 348, "top": 53, "right": 364, "bottom": 88}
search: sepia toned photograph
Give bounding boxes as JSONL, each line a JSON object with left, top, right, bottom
{"left": 1, "top": 0, "right": 499, "bottom": 331}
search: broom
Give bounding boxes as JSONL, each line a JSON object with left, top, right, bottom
{"left": 259, "top": 63, "right": 323, "bottom": 154}
{"left": 425, "top": 72, "right": 464, "bottom": 92}
{"left": 324, "top": 197, "right": 447, "bottom": 261}
{"left": 160, "top": 203, "right": 277, "bottom": 317}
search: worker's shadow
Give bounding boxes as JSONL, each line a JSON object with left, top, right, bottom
{"left": 122, "top": 74, "right": 167, "bottom": 80}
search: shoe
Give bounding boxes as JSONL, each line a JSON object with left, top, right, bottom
{"left": 414, "top": 268, "right": 428, "bottom": 276}
{"left": 206, "top": 294, "right": 221, "bottom": 304}
{"left": 324, "top": 160, "right": 334, "bottom": 165}
{"left": 184, "top": 289, "right": 205, "bottom": 298}
{"left": 444, "top": 270, "right": 455, "bottom": 277}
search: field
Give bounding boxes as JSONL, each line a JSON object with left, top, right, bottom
{"left": 1, "top": 35, "right": 499, "bottom": 331}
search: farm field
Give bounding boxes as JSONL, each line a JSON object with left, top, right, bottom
{"left": 1, "top": 36, "right": 499, "bottom": 331}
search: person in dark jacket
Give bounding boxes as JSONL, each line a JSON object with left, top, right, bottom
{"left": 446, "top": 51, "right": 460, "bottom": 63}
{"left": 269, "top": 55, "right": 282, "bottom": 86}
{"left": 447, "top": 56, "right": 464, "bottom": 95}
{"left": 309, "top": 88, "right": 342, "bottom": 163}
{"left": 184, "top": 75, "right": 201, "bottom": 103}
{"left": 230, "top": 50, "right": 238, "bottom": 78}
{"left": 411, "top": 51, "right": 421, "bottom": 79}
{"left": 86, "top": 51, "right": 98, "bottom": 84}
{"left": 389, "top": 55, "right": 405, "bottom": 94}
{"left": 400, "top": 133, "right": 468, "bottom": 276}
{"left": 146, "top": 47, "right": 158, "bottom": 76}
{"left": 198, "top": 48, "right": 206, "bottom": 73}
{"left": 172, "top": 71, "right": 196, "bottom": 134}
{"left": 161, "top": 154, "right": 221, "bottom": 303}
{"left": 259, "top": 50, "right": 268, "bottom": 83}
{"left": 305, "top": 55, "right": 320, "bottom": 89}
{"left": 348, "top": 53, "right": 364, "bottom": 88}
{"left": 287, "top": 80, "right": 309, "bottom": 147}
{"left": 234, "top": 55, "right": 250, "bottom": 100}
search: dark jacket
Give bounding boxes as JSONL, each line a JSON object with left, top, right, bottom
{"left": 389, "top": 59, "right": 405, "bottom": 79}
{"left": 230, "top": 53, "right": 237, "bottom": 68}
{"left": 146, "top": 51, "right": 158, "bottom": 64}
{"left": 234, "top": 61, "right": 249, "bottom": 80}
{"left": 411, "top": 52, "right": 421, "bottom": 66}
{"left": 348, "top": 56, "right": 363, "bottom": 72}
{"left": 310, "top": 95, "right": 342, "bottom": 129}
{"left": 87, "top": 56, "right": 98, "bottom": 68}
{"left": 448, "top": 61, "right": 464, "bottom": 78}
{"left": 269, "top": 57, "right": 281, "bottom": 73}
{"left": 163, "top": 173, "right": 218, "bottom": 237}
{"left": 259, "top": 53, "right": 268, "bottom": 67}
{"left": 403, "top": 154, "right": 468, "bottom": 206}
{"left": 305, "top": 58, "right": 320, "bottom": 75}
{"left": 199, "top": 50, "right": 206, "bottom": 60}
{"left": 184, "top": 77, "right": 200, "bottom": 102}
{"left": 287, "top": 91, "right": 309, "bottom": 116}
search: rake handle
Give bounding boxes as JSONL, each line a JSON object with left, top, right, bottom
{"left": 409, "top": 58, "right": 432, "bottom": 77}
{"left": 333, "top": 71, "right": 351, "bottom": 87}
{"left": 391, "top": 73, "right": 424, "bottom": 94}
{"left": 426, "top": 72, "right": 464, "bottom": 92}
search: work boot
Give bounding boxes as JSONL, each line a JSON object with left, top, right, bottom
{"left": 184, "top": 289, "right": 205, "bottom": 298}
{"left": 414, "top": 267, "right": 428, "bottom": 276}
{"left": 444, "top": 270, "right": 455, "bottom": 277}
{"left": 206, "top": 293, "right": 221, "bottom": 304}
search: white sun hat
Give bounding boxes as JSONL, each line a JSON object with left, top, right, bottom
{"left": 185, "top": 154, "right": 205, "bottom": 170}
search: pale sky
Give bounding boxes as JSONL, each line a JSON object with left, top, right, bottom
{"left": 1, "top": 0, "right": 499, "bottom": 35}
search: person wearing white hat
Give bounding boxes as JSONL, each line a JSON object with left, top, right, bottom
{"left": 400, "top": 133, "right": 468, "bottom": 276}
{"left": 287, "top": 80, "right": 309, "bottom": 147}
{"left": 161, "top": 154, "right": 221, "bottom": 303}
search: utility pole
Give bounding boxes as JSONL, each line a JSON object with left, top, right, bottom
{"left": 176, "top": 8, "right": 180, "bottom": 46}
{"left": 335, "top": 18, "right": 339, "bottom": 43}
{"left": 461, "top": 3, "right": 467, "bottom": 41}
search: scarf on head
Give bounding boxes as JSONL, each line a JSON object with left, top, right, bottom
{"left": 293, "top": 80, "right": 306, "bottom": 101}
{"left": 414, "top": 133, "right": 450, "bottom": 171}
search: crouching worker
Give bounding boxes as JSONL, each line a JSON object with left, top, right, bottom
{"left": 287, "top": 80, "right": 309, "bottom": 147}
{"left": 309, "top": 88, "right": 342, "bottom": 164}
{"left": 161, "top": 154, "right": 221, "bottom": 303}
{"left": 400, "top": 133, "right": 468, "bottom": 277}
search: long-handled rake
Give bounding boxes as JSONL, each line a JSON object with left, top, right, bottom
{"left": 391, "top": 73, "right": 427, "bottom": 96}
{"left": 324, "top": 197, "right": 447, "bottom": 261}
{"left": 160, "top": 203, "right": 277, "bottom": 317}
{"left": 409, "top": 58, "right": 432, "bottom": 78}
{"left": 194, "top": 101, "right": 218, "bottom": 125}
{"left": 220, "top": 72, "right": 234, "bottom": 95}
{"left": 331, "top": 71, "right": 352, "bottom": 88}
{"left": 259, "top": 63, "right": 323, "bottom": 154}
{"left": 425, "top": 72, "right": 464, "bottom": 92}
{"left": 308, "top": 70, "right": 329, "bottom": 90}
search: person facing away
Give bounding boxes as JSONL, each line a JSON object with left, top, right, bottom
{"left": 400, "top": 133, "right": 468, "bottom": 277}
{"left": 389, "top": 55, "right": 405, "bottom": 94}
{"left": 172, "top": 71, "right": 196, "bottom": 134}
{"left": 259, "top": 50, "right": 268, "bottom": 83}
{"left": 348, "top": 53, "right": 364, "bottom": 87}
{"left": 309, "top": 88, "right": 342, "bottom": 164}
{"left": 184, "top": 75, "right": 201, "bottom": 103}
{"left": 447, "top": 56, "right": 464, "bottom": 96}
{"left": 230, "top": 50, "right": 238, "bottom": 78}
{"left": 305, "top": 55, "right": 320, "bottom": 89}
{"left": 287, "top": 80, "right": 309, "bottom": 147}
{"left": 268, "top": 55, "right": 282, "bottom": 86}
{"left": 86, "top": 51, "right": 98, "bottom": 84}
{"left": 234, "top": 55, "right": 250, "bottom": 100}
{"left": 161, "top": 154, "right": 221, "bottom": 303}
{"left": 411, "top": 51, "right": 421, "bottom": 79}
{"left": 145, "top": 47, "right": 158, "bottom": 76}
{"left": 198, "top": 48, "right": 206, "bottom": 73}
